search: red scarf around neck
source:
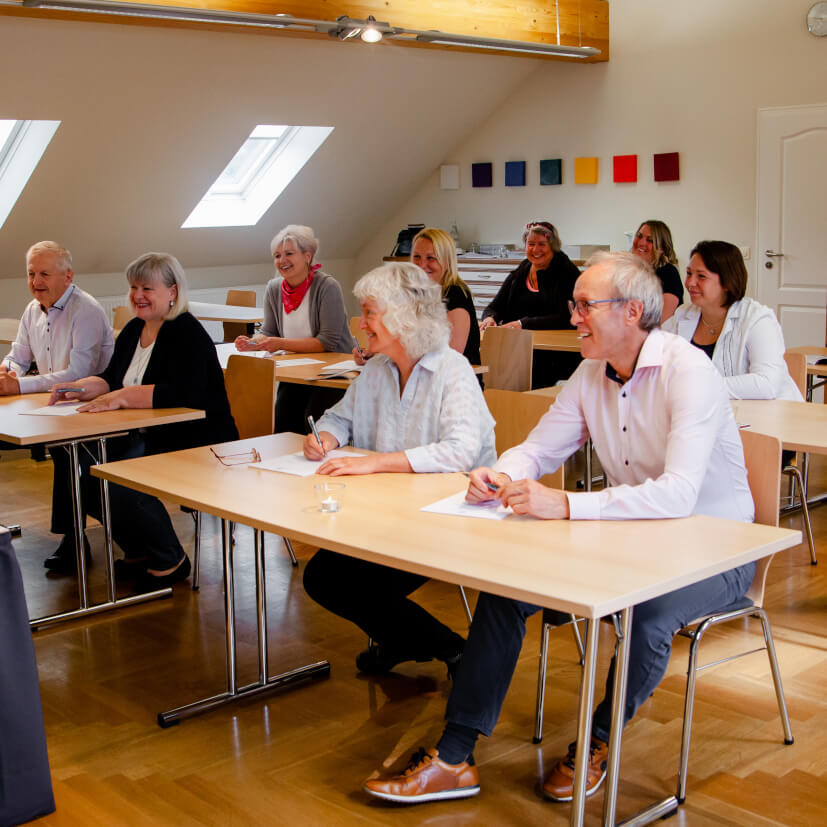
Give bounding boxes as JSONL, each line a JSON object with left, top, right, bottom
{"left": 281, "top": 264, "right": 320, "bottom": 314}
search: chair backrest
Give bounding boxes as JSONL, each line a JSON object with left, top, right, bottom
{"left": 112, "top": 305, "right": 133, "bottom": 333}
{"left": 483, "top": 388, "right": 563, "bottom": 488}
{"left": 739, "top": 428, "right": 782, "bottom": 606}
{"left": 223, "top": 289, "right": 257, "bottom": 343}
{"left": 224, "top": 354, "right": 276, "bottom": 439}
{"left": 480, "top": 326, "right": 533, "bottom": 391}
{"left": 350, "top": 316, "right": 368, "bottom": 350}
{"left": 783, "top": 350, "right": 807, "bottom": 398}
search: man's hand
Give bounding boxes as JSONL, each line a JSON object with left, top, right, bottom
{"left": 465, "top": 467, "right": 511, "bottom": 503}
{"left": 497, "top": 478, "right": 570, "bottom": 519}
{"left": 0, "top": 368, "right": 20, "bottom": 396}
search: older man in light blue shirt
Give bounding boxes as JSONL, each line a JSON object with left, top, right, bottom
{"left": 1, "top": 241, "right": 113, "bottom": 572}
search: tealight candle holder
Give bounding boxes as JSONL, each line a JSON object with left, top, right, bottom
{"left": 314, "top": 482, "right": 345, "bottom": 513}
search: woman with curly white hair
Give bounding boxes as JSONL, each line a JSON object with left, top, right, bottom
{"left": 301, "top": 262, "right": 496, "bottom": 677}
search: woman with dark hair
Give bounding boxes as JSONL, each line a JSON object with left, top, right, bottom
{"left": 631, "top": 219, "right": 683, "bottom": 321}
{"left": 663, "top": 240, "right": 801, "bottom": 400}
{"left": 479, "top": 221, "right": 581, "bottom": 387}
{"left": 49, "top": 252, "right": 238, "bottom": 590}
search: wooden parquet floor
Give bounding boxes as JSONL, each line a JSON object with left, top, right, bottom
{"left": 3, "top": 449, "right": 826, "bottom": 826}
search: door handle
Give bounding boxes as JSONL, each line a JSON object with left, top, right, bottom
{"left": 765, "top": 250, "right": 785, "bottom": 257}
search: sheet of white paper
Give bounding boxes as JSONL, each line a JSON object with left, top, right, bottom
{"left": 254, "top": 450, "right": 367, "bottom": 477}
{"left": 23, "top": 402, "right": 84, "bottom": 416}
{"left": 421, "top": 490, "right": 511, "bottom": 520}
{"left": 215, "top": 343, "right": 270, "bottom": 370}
{"left": 320, "top": 360, "right": 362, "bottom": 374}
{"left": 273, "top": 357, "right": 324, "bottom": 367}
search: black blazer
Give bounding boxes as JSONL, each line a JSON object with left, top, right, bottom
{"left": 98, "top": 311, "right": 238, "bottom": 455}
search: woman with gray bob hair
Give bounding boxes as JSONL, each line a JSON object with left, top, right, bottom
{"left": 354, "top": 262, "right": 449, "bottom": 361}
{"left": 588, "top": 250, "right": 663, "bottom": 331}
{"left": 125, "top": 252, "right": 189, "bottom": 320}
{"left": 269, "top": 224, "right": 319, "bottom": 259}
{"left": 300, "top": 261, "right": 496, "bottom": 678}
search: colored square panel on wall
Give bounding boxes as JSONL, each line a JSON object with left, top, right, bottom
{"left": 613, "top": 154, "right": 637, "bottom": 183}
{"left": 653, "top": 152, "right": 680, "bottom": 182}
{"left": 505, "top": 161, "right": 526, "bottom": 187}
{"left": 540, "top": 158, "right": 562, "bottom": 185}
{"left": 471, "top": 162, "right": 493, "bottom": 188}
{"left": 574, "top": 157, "right": 599, "bottom": 184}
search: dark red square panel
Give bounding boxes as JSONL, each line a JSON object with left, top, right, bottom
{"left": 653, "top": 152, "right": 680, "bottom": 182}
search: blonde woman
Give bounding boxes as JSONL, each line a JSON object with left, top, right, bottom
{"left": 631, "top": 219, "right": 683, "bottom": 321}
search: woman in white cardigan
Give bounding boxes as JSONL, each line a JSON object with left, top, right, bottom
{"left": 662, "top": 240, "right": 802, "bottom": 401}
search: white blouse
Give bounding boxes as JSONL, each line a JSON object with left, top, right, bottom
{"left": 122, "top": 341, "right": 155, "bottom": 387}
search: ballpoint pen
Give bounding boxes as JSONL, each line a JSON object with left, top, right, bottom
{"left": 307, "top": 414, "right": 326, "bottom": 457}
{"left": 462, "top": 471, "right": 499, "bottom": 493}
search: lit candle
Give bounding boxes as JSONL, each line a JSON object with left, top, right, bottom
{"left": 321, "top": 496, "right": 339, "bottom": 512}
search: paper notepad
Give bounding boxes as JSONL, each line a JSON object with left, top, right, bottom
{"left": 420, "top": 490, "right": 511, "bottom": 520}
{"left": 273, "top": 357, "right": 324, "bottom": 367}
{"left": 320, "top": 360, "right": 362, "bottom": 374}
{"left": 215, "top": 343, "right": 270, "bottom": 370}
{"left": 22, "top": 402, "right": 84, "bottom": 416}
{"left": 254, "top": 450, "right": 366, "bottom": 477}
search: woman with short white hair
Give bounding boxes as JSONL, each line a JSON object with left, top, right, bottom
{"left": 302, "top": 262, "right": 496, "bottom": 676}
{"left": 236, "top": 224, "right": 352, "bottom": 433}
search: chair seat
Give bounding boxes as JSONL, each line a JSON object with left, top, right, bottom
{"left": 684, "top": 595, "right": 754, "bottom": 628}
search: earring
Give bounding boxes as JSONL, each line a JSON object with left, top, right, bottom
{"left": 169, "top": 300, "right": 174, "bottom": 307}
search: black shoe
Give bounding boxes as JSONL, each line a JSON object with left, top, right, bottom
{"left": 113, "top": 557, "right": 148, "bottom": 580}
{"left": 356, "top": 644, "right": 432, "bottom": 675}
{"left": 134, "top": 555, "right": 191, "bottom": 593}
{"left": 44, "top": 534, "right": 91, "bottom": 573}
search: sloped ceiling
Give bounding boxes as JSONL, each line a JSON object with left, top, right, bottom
{"left": 0, "top": 13, "right": 572, "bottom": 277}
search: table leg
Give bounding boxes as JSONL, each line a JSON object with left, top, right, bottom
{"left": 156, "top": 518, "right": 330, "bottom": 728}
{"left": 98, "top": 437, "right": 116, "bottom": 605}
{"left": 570, "top": 617, "right": 600, "bottom": 827}
{"left": 68, "top": 441, "right": 88, "bottom": 609}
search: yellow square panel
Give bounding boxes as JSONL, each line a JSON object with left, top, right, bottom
{"left": 574, "top": 156, "right": 599, "bottom": 184}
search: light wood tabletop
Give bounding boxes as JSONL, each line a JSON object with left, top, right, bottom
{"left": 531, "top": 329, "right": 581, "bottom": 352}
{"left": 189, "top": 301, "right": 264, "bottom": 324}
{"left": 0, "top": 317, "right": 19, "bottom": 345}
{"left": 0, "top": 393, "right": 205, "bottom": 446}
{"left": 734, "top": 399, "right": 827, "bottom": 455}
{"left": 92, "top": 432, "right": 799, "bottom": 620}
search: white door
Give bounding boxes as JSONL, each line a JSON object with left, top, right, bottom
{"left": 756, "top": 104, "right": 827, "bottom": 349}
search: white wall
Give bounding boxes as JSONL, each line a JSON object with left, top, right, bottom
{"left": 353, "top": 0, "right": 827, "bottom": 301}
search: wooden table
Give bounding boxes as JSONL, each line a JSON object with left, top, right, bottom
{"left": 532, "top": 329, "right": 581, "bottom": 352}
{"left": 91, "top": 433, "right": 800, "bottom": 827}
{"left": 188, "top": 301, "right": 264, "bottom": 324}
{"left": 0, "top": 317, "right": 19, "bottom": 345}
{"left": 786, "top": 345, "right": 827, "bottom": 401}
{"left": 0, "top": 393, "right": 205, "bottom": 627}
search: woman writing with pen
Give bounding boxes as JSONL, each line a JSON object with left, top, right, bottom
{"left": 479, "top": 221, "right": 581, "bottom": 388}
{"left": 302, "top": 262, "right": 496, "bottom": 678}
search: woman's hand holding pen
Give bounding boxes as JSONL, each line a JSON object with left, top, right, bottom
{"left": 235, "top": 334, "right": 267, "bottom": 352}
{"left": 303, "top": 429, "right": 338, "bottom": 460}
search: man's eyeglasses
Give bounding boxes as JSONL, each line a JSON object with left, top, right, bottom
{"left": 210, "top": 446, "right": 261, "bottom": 466}
{"left": 567, "top": 299, "right": 626, "bottom": 316}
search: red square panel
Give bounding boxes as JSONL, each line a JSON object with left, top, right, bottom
{"left": 653, "top": 152, "right": 680, "bottom": 182}
{"left": 613, "top": 154, "right": 637, "bottom": 183}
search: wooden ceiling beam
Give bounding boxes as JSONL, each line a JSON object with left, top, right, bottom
{"left": 1, "top": 0, "right": 609, "bottom": 62}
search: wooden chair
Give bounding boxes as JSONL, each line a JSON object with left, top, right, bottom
{"left": 480, "top": 326, "right": 533, "bottom": 391}
{"left": 782, "top": 350, "right": 816, "bottom": 564}
{"left": 112, "top": 305, "right": 133, "bottom": 333}
{"left": 223, "top": 289, "right": 257, "bottom": 343}
{"left": 674, "top": 428, "right": 793, "bottom": 802}
{"left": 189, "top": 355, "right": 296, "bottom": 590}
{"left": 350, "top": 316, "right": 368, "bottom": 350}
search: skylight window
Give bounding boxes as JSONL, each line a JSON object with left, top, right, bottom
{"left": 0, "top": 119, "right": 61, "bottom": 231}
{"left": 182, "top": 124, "right": 333, "bottom": 228}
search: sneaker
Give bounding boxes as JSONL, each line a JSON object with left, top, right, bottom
{"left": 542, "top": 738, "right": 608, "bottom": 802}
{"left": 363, "top": 747, "right": 480, "bottom": 804}
{"left": 355, "top": 644, "right": 431, "bottom": 675}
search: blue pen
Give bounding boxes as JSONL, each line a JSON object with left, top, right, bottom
{"left": 463, "top": 471, "right": 499, "bottom": 493}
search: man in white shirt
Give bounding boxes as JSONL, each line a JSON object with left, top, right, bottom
{"left": 363, "top": 251, "right": 756, "bottom": 806}
{"left": 1, "top": 241, "right": 114, "bottom": 572}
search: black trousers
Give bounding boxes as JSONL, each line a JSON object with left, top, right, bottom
{"left": 53, "top": 433, "right": 185, "bottom": 570}
{"left": 303, "top": 549, "right": 466, "bottom": 660}
{"left": 274, "top": 384, "right": 345, "bottom": 436}
{"left": 0, "top": 531, "right": 55, "bottom": 826}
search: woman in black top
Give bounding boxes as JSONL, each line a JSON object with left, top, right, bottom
{"left": 50, "top": 253, "right": 238, "bottom": 591}
{"left": 480, "top": 221, "right": 581, "bottom": 388}
{"left": 631, "top": 220, "right": 683, "bottom": 322}
{"left": 411, "top": 228, "right": 481, "bottom": 369}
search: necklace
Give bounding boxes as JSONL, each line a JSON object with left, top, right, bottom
{"left": 699, "top": 314, "right": 719, "bottom": 336}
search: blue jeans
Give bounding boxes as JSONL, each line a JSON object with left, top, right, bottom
{"left": 445, "top": 562, "right": 755, "bottom": 742}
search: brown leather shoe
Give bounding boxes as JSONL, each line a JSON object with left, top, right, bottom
{"left": 363, "top": 747, "right": 480, "bottom": 803}
{"left": 543, "top": 738, "right": 608, "bottom": 802}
